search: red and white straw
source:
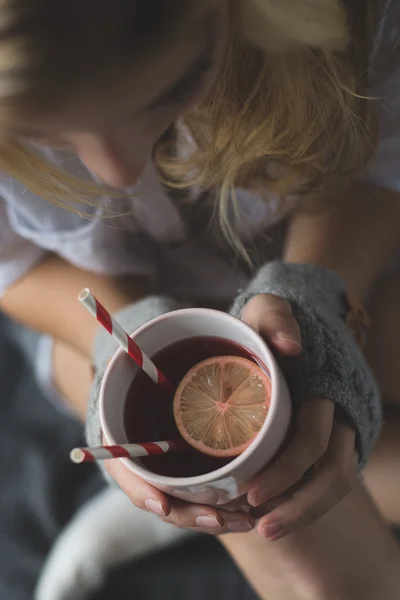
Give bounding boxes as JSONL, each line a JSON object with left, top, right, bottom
{"left": 79, "top": 288, "right": 172, "bottom": 391}
{"left": 70, "top": 440, "right": 181, "bottom": 464}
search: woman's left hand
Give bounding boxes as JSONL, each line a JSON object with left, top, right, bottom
{"left": 242, "top": 294, "right": 359, "bottom": 542}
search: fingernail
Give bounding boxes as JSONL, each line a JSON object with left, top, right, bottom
{"left": 275, "top": 333, "right": 301, "bottom": 347}
{"left": 261, "top": 522, "right": 283, "bottom": 539}
{"left": 196, "top": 515, "right": 223, "bottom": 529}
{"left": 145, "top": 499, "right": 165, "bottom": 517}
{"left": 248, "top": 491, "right": 265, "bottom": 507}
{"left": 227, "top": 521, "right": 253, "bottom": 533}
{"left": 269, "top": 532, "right": 286, "bottom": 542}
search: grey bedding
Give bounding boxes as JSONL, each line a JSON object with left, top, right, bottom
{"left": 0, "top": 314, "right": 257, "bottom": 600}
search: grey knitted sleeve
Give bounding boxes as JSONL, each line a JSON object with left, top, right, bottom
{"left": 86, "top": 296, "right": 189, "bottom": 453}
{"left": 231, "top": 261, "right": 382, "bottom": 469}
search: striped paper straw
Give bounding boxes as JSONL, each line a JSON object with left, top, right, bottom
{"left": 70, "top": 440, "right": 181, "bottom": 464}
{"left": 79, "top": 288, "right": 172, "bottom": 392}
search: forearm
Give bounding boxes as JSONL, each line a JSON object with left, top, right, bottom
{"left": 284, "top": 183, "right": 400, "bottom": 297}
{"left": 0, "top": 254, "right": 148, "bottom": 359}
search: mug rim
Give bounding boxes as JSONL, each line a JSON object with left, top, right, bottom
{"left": 100, "top": 308, "right": 282, "bottom": 488}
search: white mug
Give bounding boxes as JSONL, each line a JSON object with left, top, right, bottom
{"left": 100, "top": 308, "right": 291, "bottom": 506}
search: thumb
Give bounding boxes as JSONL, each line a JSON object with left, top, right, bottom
{"left": 242, "top": 294, "right": 302, "bottom": 356}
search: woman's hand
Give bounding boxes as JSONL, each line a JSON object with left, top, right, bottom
{"left": 243, "top": 294, "right": 358, "bottom": 541}
{"left": 105, "top": 458, "right": 255, "bottom": 535}
{"left": 106, "top": 293, "right": 358, "bottom": 540}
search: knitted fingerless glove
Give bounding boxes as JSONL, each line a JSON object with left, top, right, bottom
{"left": 231, "top": 261, "right": 382, "bottom": 469}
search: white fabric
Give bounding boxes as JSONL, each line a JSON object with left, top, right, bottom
{"left": 0, "top": 148, "right": 275, "bottom": 301}
{"left": 0, "top": 4, "right": 399, "bottom": 299}
{"left": 34, "top": 487, "right": 188, "bottom": 600}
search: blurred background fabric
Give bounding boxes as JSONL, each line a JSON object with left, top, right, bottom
{"left": 0, "top": 312, "right": 257, "bottom": 600}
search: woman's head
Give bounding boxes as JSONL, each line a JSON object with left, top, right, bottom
{"left": 0, "top": 0, "right": 385, "bottom": 227}
{"left": 0, "top": 0, "right": 229, "bottom": 187}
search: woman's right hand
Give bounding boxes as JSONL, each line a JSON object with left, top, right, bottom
{"left": 105, "top": 458, "right": 255, "bottom": 534}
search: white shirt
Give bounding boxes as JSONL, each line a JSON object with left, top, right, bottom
{"left": 0, "top": 147, "right": 277, "bottom": 300}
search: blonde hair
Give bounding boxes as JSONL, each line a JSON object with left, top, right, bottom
{"left": 157, "top": 0, "right": 381, "bottom": 241}
{"left": 0, "top": 0, "right": 385, "bottom": 228}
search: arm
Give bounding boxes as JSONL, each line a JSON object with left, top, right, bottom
{"left": 284, "top": 182, "right": 400, "bottom": 296}
{"left": 221, "top": 183, "right": 400, "bottom": 600}
{"left": 0, "top": 254, "right": 149, "bottom": 359}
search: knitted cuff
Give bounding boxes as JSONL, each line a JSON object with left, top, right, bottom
{"left": 231, "top": 262, "right": 382, "bottom": 469}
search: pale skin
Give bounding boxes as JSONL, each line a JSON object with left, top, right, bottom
{"left": 1, "top": 0, "right": 400, "bottom": 598}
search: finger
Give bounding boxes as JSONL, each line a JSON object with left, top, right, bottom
{"left": 242, "top": 294, "right": 301, "bottom": 355}
{"left": 106, "top": 459, "right": 255, "bottom": 534}
{"left": 248, "top": 398, "right": 335, "bottom": 507}
{"left": 105, "top": 458, "right": 171, "bottom": 518}
{"left": 256, "top": 419, "right": 357, "bottom": 541}
{"left": 165, "top": 500, "right": 255, "bottom": 534}
{"left": 219, "top": 496, "right": 251, "bottom": 513}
